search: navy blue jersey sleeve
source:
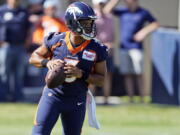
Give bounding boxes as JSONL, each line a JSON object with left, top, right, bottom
{"left": 144, "top": 9, "right": 156, "bottom": 23}
{"left": 95, "top": 42, "right": 108, "bottom": 63}
{"left": 112, "top": 6, "right": 126, "bottom": 16}
{"left": 44, "top": 32, "right": 64, "bottom": 51}
{"left": 44, "top": 32, "right": 55, "bottom": 50}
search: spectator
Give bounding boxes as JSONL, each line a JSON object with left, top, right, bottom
{"left": 28, "top": 0, "right": 44, "bottom": 24}
{"left": 92, "top": 0, "right": 115, "bottom": 104}
{"left": 27, "top": 0, "right": 44, "bottom": 53}
{"left": 32, "top": 0, "right": 68, "bottom": 45}
{"left": 0, "top": 0, "right": 31, "bottom": 102}
{"left": 104, "top": 0, "right": 159, "bottom": 103}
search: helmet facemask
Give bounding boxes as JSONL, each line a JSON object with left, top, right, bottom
{"left": 76, "top": 19, "right": 97, "bottom": 40}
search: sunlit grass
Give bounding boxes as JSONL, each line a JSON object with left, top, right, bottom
{"left": 0, "top": 97, "right": 180, "bottom": 135}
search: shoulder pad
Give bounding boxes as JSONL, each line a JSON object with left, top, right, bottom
{"left": 47, "top": 32, "right": 60, "bottom": 40}
{"left": 44, "top": 32, "right": 66, "bottom": 51}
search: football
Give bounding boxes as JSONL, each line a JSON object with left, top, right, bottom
{"left": 45, "top": 63, "right": 66, "bottom": 88}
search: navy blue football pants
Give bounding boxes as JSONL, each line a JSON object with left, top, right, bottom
{"left": 32, "top": 88, "right": 86, "bottom": 135}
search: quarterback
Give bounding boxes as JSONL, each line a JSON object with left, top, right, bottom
{"left": 29, "top": 2, "right": 107, "bottom": 135}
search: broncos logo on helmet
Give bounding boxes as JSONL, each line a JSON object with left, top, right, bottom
{"left": 66, "top": 7, "right": 83, "bottom": 16}
{"left": 65, "top": 2, "right": 97, "bottom": 40}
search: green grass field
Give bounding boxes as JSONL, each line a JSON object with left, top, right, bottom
{"left": 1, "top": 99, "right": 180, "bottom": 135}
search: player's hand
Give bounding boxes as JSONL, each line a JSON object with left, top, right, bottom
{"left": 47, "top": 59, "right": 64, "bottom": 70}
{"left": 64, "top": 64, "right": 83, "bottom": 78}
{"left": 133, "top": 31, "right": 146, "bottom": 42}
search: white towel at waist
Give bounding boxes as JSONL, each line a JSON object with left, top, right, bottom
{"left": 86, "top": 90, "right": 101, "bottom": 129}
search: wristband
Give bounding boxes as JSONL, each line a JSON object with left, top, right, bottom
{"left": 41, "top": 59, "right": 49, "bottom": 67}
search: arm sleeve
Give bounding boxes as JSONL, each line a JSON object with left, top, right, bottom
{"left": 145, "top": 10, "right": 157, "bottom": 23}
{"left": 113, "top": 9, "right": 122, "bottom": 16}
{"left": 43, "top": 32, "right": 56, "bottom": 51}
{"left": 44, "top": 32, "right": 64, "bottom": 51}
{"left": 96, "top": 43, "right": 108, "bottom": 63}
{"left": 112, "top": 7, "right": 125, "bottom": 16}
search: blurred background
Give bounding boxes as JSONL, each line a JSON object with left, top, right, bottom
{"left": 0, "top": 0, "right": 180, "bottom": 135}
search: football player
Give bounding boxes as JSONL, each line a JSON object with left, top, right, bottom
{"left": 29, "top": 2, "right": 107, "bottom": 135}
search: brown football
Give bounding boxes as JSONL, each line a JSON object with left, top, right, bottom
{"left": 45, "top": 63, "right": 66, "bottom": 88}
